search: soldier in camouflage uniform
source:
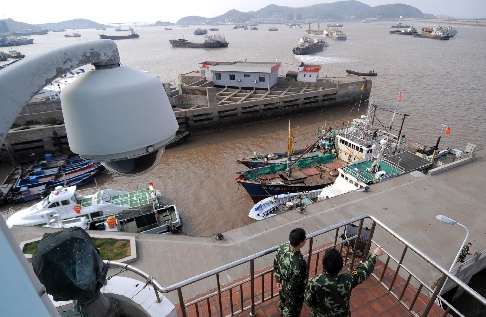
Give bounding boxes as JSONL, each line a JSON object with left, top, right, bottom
{"left": 305, "top": 247, "right": 384, "bottom": 317}
{"left": 274, "top": 228, "right": 308, "bottom": 317}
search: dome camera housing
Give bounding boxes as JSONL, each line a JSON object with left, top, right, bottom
{"left": 61, "top": 66, "right": 178, "bottom": 175}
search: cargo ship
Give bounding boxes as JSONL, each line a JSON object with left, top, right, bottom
{"left": 169, "top": 35, "right": 228, "bottom": 48}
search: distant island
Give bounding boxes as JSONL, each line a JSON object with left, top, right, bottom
{"left": 0, "top": 18, "right": 106, "bottom": 34}
{"left": 176, "top": 0, "right": 431, "bottom": 25}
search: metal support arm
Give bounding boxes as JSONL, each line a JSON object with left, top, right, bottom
{"left": 0, "top": 40, "right": 120, "bottom": 143}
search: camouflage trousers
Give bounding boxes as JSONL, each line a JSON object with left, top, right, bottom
{"left": 279, "top": 291, "right": 304, "bottom": 317}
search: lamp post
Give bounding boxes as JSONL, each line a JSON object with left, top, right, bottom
{"left": 435, "top": 214, "right": 470, "bottom": 297}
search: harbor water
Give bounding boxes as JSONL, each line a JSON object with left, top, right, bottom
{"left": 3, "top": 22, "right": 486, "bottom": 236}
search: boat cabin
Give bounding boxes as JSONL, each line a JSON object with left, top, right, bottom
{"left": 200, "top": 61, "right": 280, "bottom": 89}
{"left": 297, "top": 64, "right": 321, "bottom": 83}
{"left": 335, "top": 134, "right": 374, "bottom": 163}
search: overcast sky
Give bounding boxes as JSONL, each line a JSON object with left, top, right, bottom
{"left": 2, "top": 0, "right": 485, "bottom": 24}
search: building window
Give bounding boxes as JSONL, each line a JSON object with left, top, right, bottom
{"left": 215, "top": 73, "right": 221, "bottom": 80}
{"left": 244, "top": 74, "right": 250, "bottom": 78}
{"left": 259, "top": 76, "right": 265, "bottom": 82}
{"left": 229, "top": 74, "right": 236, "bottom": 80}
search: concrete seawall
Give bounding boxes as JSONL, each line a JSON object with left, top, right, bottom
{"left": 3, "top": 76, "right": 371, "bottom": 162}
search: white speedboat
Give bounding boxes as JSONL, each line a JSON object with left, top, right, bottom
{"left": 6, "top": 184, "right": 182, "bottom": 233}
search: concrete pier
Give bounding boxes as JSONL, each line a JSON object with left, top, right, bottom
{"left": 2, "top": 76, "right": 370, "bottom": 162}
{"left": 9, "top": 151, "right": 486, "bottom": 301}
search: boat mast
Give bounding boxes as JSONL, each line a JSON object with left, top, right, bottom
{"left": 287, "top": 120, "right": 294, "bottom": 176}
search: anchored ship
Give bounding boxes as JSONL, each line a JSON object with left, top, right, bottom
{"left": 390, "top": 26, "right": 418, "bottom": 35}
{"left": 64, "top": 33, "right": 81, "bottom": 38}
{"left": 169, "top": 35, "right": 228, "bottom": 48}
{"left": 292, "top": 36, "right": 327, "bottom": 55}
{"left": 194, "top": 28, "right": 208, "bottom": 35}
{"left": 0, "top": 36, "right": 34, "bottom": 47}
{"left": 99, "top": 29, "right": 140, "bottom": 40}
{"left": 415, "top": 25, "right": 457, "bottom": 40}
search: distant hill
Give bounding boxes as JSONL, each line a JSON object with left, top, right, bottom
{"left": 0, "top": 18, "right": 106, "bottom": 34}
{"left": 153, "top": 21, "right": 174, "bottom": 26}
{"left": 38, "top": 19, "right": 106, "bottom": 31}
{"left": 0, "top": 18, "right": 38, "bottom": 33}
{"left": 176, "top": 0, "right": 428, "bottom": 25}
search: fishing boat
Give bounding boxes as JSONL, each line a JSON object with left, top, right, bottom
{"left": 99, "top": 29, "right": 139, "bottom": 40}
{"left": 268, "top": 27, "right": 279, "bottom": 31}
{"left": 209, "top": 27, "right": 219, "bottom": 31}
{"left": 237, "top": 130, "right": 335, "bottom": 168}
{"left": 292, "top": 36, "right": 327, "bottom": 55}
{"left": 414, "top": 25, "right": 457, "bottom": 40}
{"left": 236, "top": 121, "right": 346, "bottom": 202}
{"left": 346, "top": 69, "right": 377, "bottom": 76}
{"left": 6, "top": 183, "right": 182, "bottom": 234}
{"left": 194, "top": 28, "right": 208, "bottom": 35}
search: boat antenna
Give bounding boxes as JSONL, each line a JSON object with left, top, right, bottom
{"left": 389, "top": 90, "right": 404, "bottom": 131}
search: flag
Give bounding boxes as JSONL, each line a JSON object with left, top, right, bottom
{"left": 397, "top": 90, "right": 405, "bottom": 102}
{"left": 443, "top": 126, "right": 452, "bottom": 136}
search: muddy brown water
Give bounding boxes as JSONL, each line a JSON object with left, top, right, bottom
{"left": 2, "top": 22, "right": 485, "bottom": 236}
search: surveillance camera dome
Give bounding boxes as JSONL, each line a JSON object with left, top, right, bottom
{"left": 61, "top": 65, "right": 178, "bottom": 175}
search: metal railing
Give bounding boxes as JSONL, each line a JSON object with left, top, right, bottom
{"left": 105, "top": 215, "right": 486, "bottom": 317}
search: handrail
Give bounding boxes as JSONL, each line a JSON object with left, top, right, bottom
{"left": 104, "top": 214, "right": 486, "bottom": 314}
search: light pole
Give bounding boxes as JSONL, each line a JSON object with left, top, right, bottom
{"left": 435, "top": 214, "right": 470, "bottom": 297}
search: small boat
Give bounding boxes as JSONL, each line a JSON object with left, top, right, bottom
{"left": 99, "top": 29, "right": 139, "bottom": 40}
{"left": 166, "top": 130, "right": 191, "bottom": 148}
{"left": 268, "top": 27, "right": 279, "bottom": 31}
{"left": 10, "top": 156, "right": 103, "bottom": 203}
{"left": 249, "top": 172, "right": 362, "bottom": 220}
{"left": 391, "top": 22, "right": 411, "bottom": 29}
{"left": 6, "top": 184, "right": 182, "bottom": 234}
{"left": 390, "top": 27, "right": 417, "bottom": 35}
{"left": 250, "top": 26, "right": 258, "bottom": 30}
{"left": 64, "top": 33, "right": 81, "bottom": 38}
{"left": 346, "top": 69, "right": 377, "bottom": 76}
{"left": 194, "top": 28, "right": 208, "bottom": 35}
{"left": 0, "top": 166, "right": 22, "bottom": 205}
{"left": 209, "top": 27, "right": 219, "bottom": 31}
{"left": 164, "top": 27, "right": 173, "bottom": 30}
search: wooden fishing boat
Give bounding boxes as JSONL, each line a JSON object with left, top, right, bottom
{"left": 236, "top": 152, "right": 345, "bottom": 202}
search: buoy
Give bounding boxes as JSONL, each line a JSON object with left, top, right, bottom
{"left": 106, "top": 216, "right": 117, "bottom": 229}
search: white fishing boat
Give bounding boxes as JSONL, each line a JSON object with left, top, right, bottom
{"left": 6, "top": 184, "right": 182, "bottom": 233}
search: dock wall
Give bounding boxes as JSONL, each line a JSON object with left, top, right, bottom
{"left": 2, "top": 77, "right": 371, "bottom": 162}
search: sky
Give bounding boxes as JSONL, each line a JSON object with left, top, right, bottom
{"left": 2, "top": 0, "right": 485, "bottom": 24}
